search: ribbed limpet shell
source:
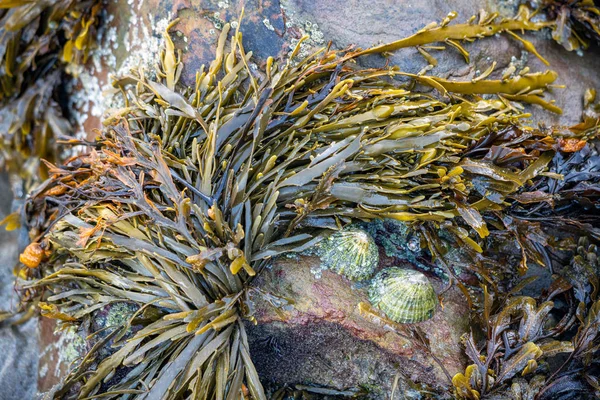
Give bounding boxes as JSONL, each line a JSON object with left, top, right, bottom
{"left": 320, "top": 228, "right": 379, "bottom": 281}
{"left": 368, "top": 267, "right": 438, "bottom": 323}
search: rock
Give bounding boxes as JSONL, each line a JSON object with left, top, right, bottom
{"left": 0, "top": 318, "right": 39, "bottom": 399}
{"left": 247, "top": 254, "right": 470, "bottom": 395}
{"left": 37, "top": 318, "right": 87, "bottom": 396}
{"left": 0, "top": 172, "right": 38, "bottom": 399}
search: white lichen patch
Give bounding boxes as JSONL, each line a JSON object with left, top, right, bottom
{"left": 38, "top": 325, "right": 86, "bottom": 382}
{"left": 66, "top": 70, "right": 105, "bottom": 139}
{"left": 66, "top": 4, "right": 173, "bottom": 142}
{"left": 119, "top": 12, "right": 172, "bottom": 78}
{"left": 58, "top": 327, "right": 87, "bottom": 367}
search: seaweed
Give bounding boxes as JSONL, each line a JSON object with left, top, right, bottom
{"left": 8, "top": 5, "right": 600, "bottom": 400}
{"left": 360, "top": 6, "right": 552, "bottom": 66}
{"left": 453, "top": 246, "right": 600, "bottom": 399}
{"left": 534, "top": 0, "right": 600, "bottom": 52}
{"left": 0, "top": 0, "right": 102, "bottom": 186}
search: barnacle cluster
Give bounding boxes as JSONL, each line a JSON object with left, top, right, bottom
{"left": 0, "top": 2, "right": 598, "bottom": 399}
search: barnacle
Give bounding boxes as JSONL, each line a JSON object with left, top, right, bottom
{"left": 368, "top": 267, "right": 438, "bottom": 323}
{"left": 319, "top": 228, "right": 379, "bottom": 281}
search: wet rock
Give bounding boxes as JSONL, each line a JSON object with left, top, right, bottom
{"left": 0, "top": 172, "right": 38, "bottom": 399}
{"left": 37, "top": 318, "right": 87, "bottom": 396}
{"left": 247, "top": 321, "right": 430, "bottom": 398}
{"left": 247, "top": 255, "right": 470, "bottom": 395}
{"left": 0, "top": 318, "right": 39, "bottom": 399}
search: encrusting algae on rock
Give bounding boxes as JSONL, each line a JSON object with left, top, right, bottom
{"left": 2, "top": 3, "right": 599, "bottom": 399}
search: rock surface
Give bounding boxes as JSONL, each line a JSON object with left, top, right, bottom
{"left": 247, "top": 254, "right": 470, "bottom": 396}
{"left": 0, "top": 173, "right": 38, "bottom": 400}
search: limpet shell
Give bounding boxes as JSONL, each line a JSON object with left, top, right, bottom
{"left": 320, "top": 228, "right": 379, "bottom": 281}
{"left": 368, "top": 267, "right": 438, "bottom": 323}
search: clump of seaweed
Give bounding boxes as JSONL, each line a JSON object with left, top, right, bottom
{"left": 0, "top": 0, "right": 102, "bottom": 187}
{"left": 534, "top": 0, "right": 600, "bottom": 52}
{"left": 11, "top": 6, "right": 600, "bottom": 400}
{"left": 453, "top": 262, "right": 600, "bottom": 399}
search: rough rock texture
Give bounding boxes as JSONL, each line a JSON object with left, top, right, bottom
{"left": 0, "top": 173, "right": 38, "bottom": 400}
{"left": 247, "top": 255, "right": 469, "bottom": 395}
{"left": 37, "top": 318, "right": 88, "bottom": 396}
{"left": 246, "top": 321, "right": 418, "bottom": 397}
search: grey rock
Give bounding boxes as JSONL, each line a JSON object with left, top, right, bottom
{"left": 0, "top": 172, "right": 38, "bottom": 399}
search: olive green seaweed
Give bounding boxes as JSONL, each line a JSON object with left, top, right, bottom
{"left": 0, "top": 0, "right": 102, "bottom": 185}
{"left": 13, "top": 5, "right": 600, "bottom": 400}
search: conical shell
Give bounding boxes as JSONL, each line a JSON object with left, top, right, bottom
{"left": 320, "top": 228, "right": 379, "bottom": 281}
{"left": 368, "top": 267, "right": 438, "bottom": 323}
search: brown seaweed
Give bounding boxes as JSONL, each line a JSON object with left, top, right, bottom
{"left": 0, "top": 0, "right": 102, "bottom": 185}
{"left": 535, "top": 0, "right": 600, "bottom": 52}
{"left": 9, "top": 7, "right": 600, "bottom": 400}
